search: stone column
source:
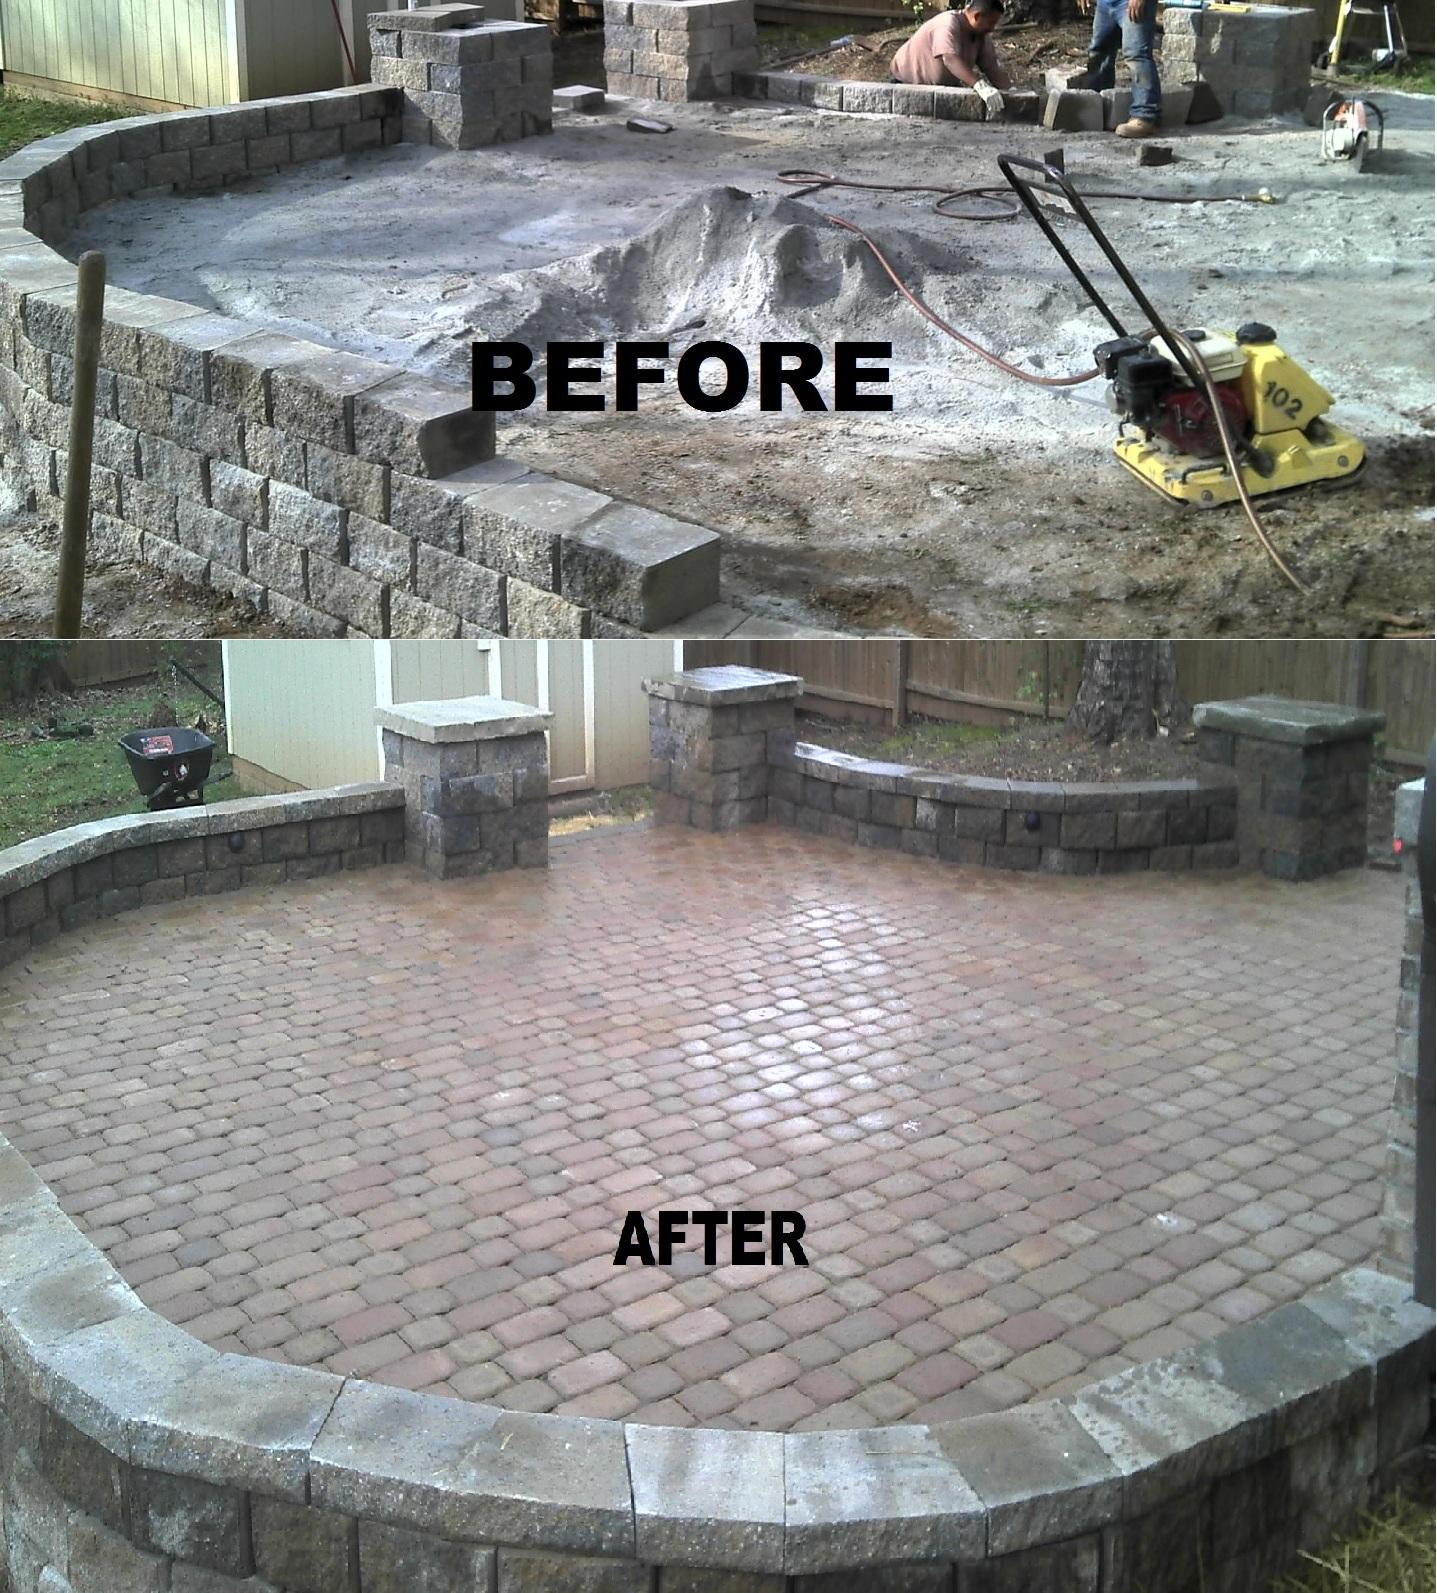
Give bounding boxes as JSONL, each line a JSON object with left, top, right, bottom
{"left": 376, "top": 696, "right": 551, "bottom": 878}
{"left": 1379, "top": 778, "right": 1425, "bottom": 1283}
{"left": 603, "top": 0, "right": 757, "bottom": 102}
{"left": 1160, "top": 3, "right": 1315, "bottom": 117}
{"left": 370, "top": 5, "right": 554, "bottom": 147}
{"left": 646, "top": 666, "right": 801, "bottom": 831}
{"left": 1193, "top": 695, "right": 1384, "bottom": 881}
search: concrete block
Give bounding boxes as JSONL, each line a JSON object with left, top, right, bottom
{"left": 389, "top": 589, "right": 462, "bottom": 637}
{"left": 269, "top": 481, "right": 347, "bottom": 560}
{"left": 310, "top": 1381, "right": 631, "bottom": 1553}
{"left": 208, "top": 459, "right": 269, "bottom": 526}
{"left": 136, "top": 310, "right": 250, "bottom": 401}
{"left": 467, "top": 474, "right": 607, "bottom": 589}
{"left": 353, "top": 372, "right": 496, "bottom": 476}
{"left": 840, "top": 83, "right": 893, "bottom": 114}
{"left": 415, "top": 543, "right": 505, "bottom": 630}
{"left": 211, "top": 330, "right": 332, "bottom": 426}
{"left": 1102, "top": 88, "right": 1132, "bottom": 129}
{"left": 244, "top": 423, "right": 308, "bottom": 487}
{"left": 252, "top": 1497, "right": 358, "bottom": 1590}
{"left": 561, "top": 501, "right": 718, "bottom": 630}
{"left": 309, "top": 553, "right": 386, "bottom": 634}
{"left": 307, "top": 441, "right": 389, "bottom": 519}
{"left": 1042, "top": 89, "right": 1104, "bottom": 132}
{"left": 1159, "top": 84, "right": 1193, "bottom": 127}
{"left": 246, "top": 526, "right": 308, "bottom": 599}
{"left": 358, "top": 1519, "right": 496, "bottom": 1593}
{"left": 349, "top": 513, "right": 415, "bottom": 588}
{"left": 930, "top": 85, "right": 986, "bottom": 122}
{"left": 506, "top": 578, "right": 591, "bottom": 637}
{"left": 786, "top": 1427, "right": 984, "bottom": 1574}
{"left": 178, "top": 500, "right": 245, "bottom": 569}
{"left": 933, "top": 1402, "right": 1122, "bottom": 1553}
{"left": 553, "top": 84, "right": 606, "bottom": 110}
{"left": 270, "top": 347, "right": 394, "bottom": 452}
{"left": 370, "top": 5, "right": 489, "bottom": 31}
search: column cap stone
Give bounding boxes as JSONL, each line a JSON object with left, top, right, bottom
{"left": 375, "top": 697, "right": 551, "bottom": 742}
{"left": 645, "top": 666, "right": 803, "bottom": 706}
{"left": 369, "top": 4, "right": 487, "bottom": 30}
{"left": 1395, "top": 777, "right": 1424, "bottom": 845}
{"left": 1192, "top": 695, "right": 1385, "bottom": 746}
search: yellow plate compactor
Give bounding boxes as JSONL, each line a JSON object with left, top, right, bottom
{"left": 998, "top": 154, "right": 1366, "bottom": 509}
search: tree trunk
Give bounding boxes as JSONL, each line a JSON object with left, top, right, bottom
{"left": 1066, "top": 641, "right": 1186, "bottom": 743}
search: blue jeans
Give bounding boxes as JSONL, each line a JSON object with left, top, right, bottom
{"left": 1088, "top": 0, "right": 1162, "bottom": 124}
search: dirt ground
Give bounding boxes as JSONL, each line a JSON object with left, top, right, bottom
{"left": 62, "top": 64, "right": 1436, "bottom": 638}
{"left": 0, "top": 507, "right": 279, "bottom": 638}
{"left": 802, "top": 708, "right": 1409, "bottom": 853}
{"left": 782, "top": 18, "right": 1093, "bottom": 83}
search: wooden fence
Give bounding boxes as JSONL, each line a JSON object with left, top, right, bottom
{"left": 686, "top": 640, "right": 1434, "bottom": 766}
{"left": 61, "top": 641, "right": 166, "bottom": 688}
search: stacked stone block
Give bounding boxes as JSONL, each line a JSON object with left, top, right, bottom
{"left": 1194, "top": 696, "right": 1382, "bottom": 880}
{"left": 0, "top": 785, "right": 405, "bottom": 972}
{"left": 1379, "top": 777, "right": 1425, "bottom": 1282}
{"left": 369, "top": 6, "right": 555, "bottom": 146}
{"left": 1161, "top": 3, "right": 1316, "bottom": 117}
{"left": 377, "top": 696, "right": 551, "bottom": 877}
{"left": 604, "top": 0, "right": 758, "bottom": 102}
{"left": 0, "top": 105, "right": 723, "bottom": 639}
{"left": 735, "top": 72, "right": 1040, "bottom": 120}
{"left": 772, "top": 743, "right": 1239, "bottom": 873}
{"left": 647, "top": 666, "right": 800, "bottom": 831}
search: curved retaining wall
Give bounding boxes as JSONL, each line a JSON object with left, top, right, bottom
{"left": 0, "top": 93, "right": 720, "bottom": 639}
{"left": 772, "top": 742, "right": 1241, "bottom": 875}
{"left": 0, "top": 785, "right": 406, "bottom": 973}
{"left": 0, "top": 1138, "right": 1431, "bottom": 1593}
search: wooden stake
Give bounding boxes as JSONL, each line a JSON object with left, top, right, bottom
{"left": 53, "top": 250, "right": 106, "bottom": 640}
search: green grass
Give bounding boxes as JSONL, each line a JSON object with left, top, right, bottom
{"left": 816, "top": 716, "right": 1009, "bottom": 764}
{"left": 1327, "top": 55, "right": 1435, "bottom": 94}
{"left": 0, "top": 87, "right": 129, "bottom": 162}
{"left": 1276, "top": 1492, "right": 1435, "bottom": 1593}
{"left": 0, "top": 675, "right": 252, "bottom": 852}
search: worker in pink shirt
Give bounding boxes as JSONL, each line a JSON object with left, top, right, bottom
{"left": 890, "top": 0, "right": 1012, "bottom": 113}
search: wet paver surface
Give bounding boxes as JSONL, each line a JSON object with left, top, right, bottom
{"left": 0, "top": 824, "right": 1401, "bottom": 1429}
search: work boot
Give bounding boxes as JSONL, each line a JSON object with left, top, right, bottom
{"left": 1115, "top": 117, "right": 1159, "bottom": 137}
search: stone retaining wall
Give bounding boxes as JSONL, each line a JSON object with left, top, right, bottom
{"left": 0, "top": 92, "right": 720, "bottom": 640}
{"left": 648, "top": 667, "right": 1241, "bottom": 873}
{"left": 0, "top": 783, "right": 406, "bottom": 974}
{"left": 0, "top": 1147, "right": 1430, "bottom": 1593}
{"left": 775, "top": 742, "right": 1240, "bottom": 874}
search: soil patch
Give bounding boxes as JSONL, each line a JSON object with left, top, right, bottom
{"left": 790, "top": 19, "right": 1093, "bottom": 85}
{"left": 0, "top": 511, "right": 281, "bottom": 639}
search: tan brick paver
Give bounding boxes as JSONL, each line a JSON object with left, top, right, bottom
{"left": 0, "top": 825, "right": 1400, "bottom": 1429}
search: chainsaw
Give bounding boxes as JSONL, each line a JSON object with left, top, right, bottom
{"left": 998, "top": 154, "right": 1366, "bottom": 508}
{"left": 1322, "top": 97, "right": 1385, "bottom": 171}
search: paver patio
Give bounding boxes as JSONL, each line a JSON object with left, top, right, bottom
{"left": 0, "top": 823, "right": 1401, "bottom": 1430}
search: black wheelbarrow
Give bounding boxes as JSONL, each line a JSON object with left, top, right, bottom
{"left": 119, "top": 726, "right": 230, "bottom": 811}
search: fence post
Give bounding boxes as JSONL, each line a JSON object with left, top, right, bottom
{"left": 892, "top": 641, "right": 910, "bottom": 728}
{"left": 52, "top": 251, "right": 106, "bottom": 640}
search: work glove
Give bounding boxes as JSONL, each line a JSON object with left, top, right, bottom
{"left": 974, "top": 78, "right": 1006, "bottom": 119}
